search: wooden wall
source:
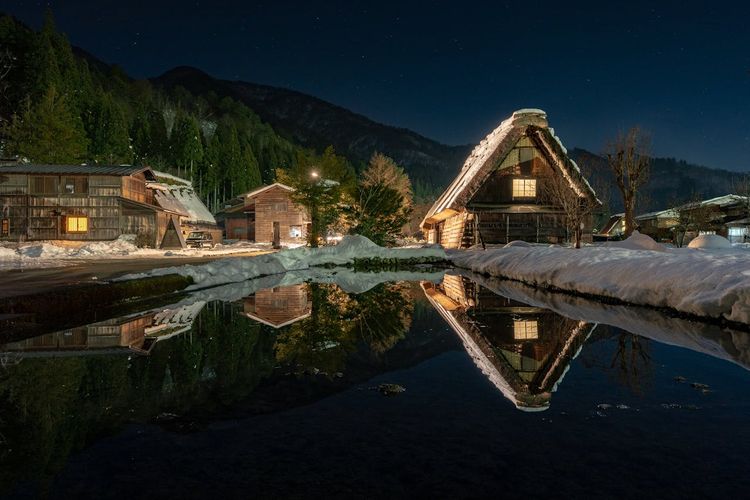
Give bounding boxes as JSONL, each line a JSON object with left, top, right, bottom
{"left": 253, "top": 187, "right": 307, "bottom": 244}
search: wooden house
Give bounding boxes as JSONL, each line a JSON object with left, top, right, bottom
{"left": 635, "top": 208, "right": 680, "bottom": 242}
{"left": 216, "top": 183, "right": 307, "bottom": 245}
{"left": 422, "top": 275, "right": 595, "bottom": 411}
{"left": 636, "top": 194, "right": 749, "bottom": 244}
{"left": 242, "top": 284, "right": 312, "bottom": 328}
{"left": 595, "top": 213, "right": 625, "bottom": 241}
{"left": 421, "top": 109, "right": 600, "bottom": 248}
{"left": 0, "top": 164, "right": 186, "bottom": 248}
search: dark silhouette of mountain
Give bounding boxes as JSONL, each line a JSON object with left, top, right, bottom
{"left": 569, "top": 148, "right": 747, "bottom": 213}
{"left": 152, "top": 66, "right": 472, "bottom": 193}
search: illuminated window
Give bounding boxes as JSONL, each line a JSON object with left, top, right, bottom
{"left": 513, "top": 320, "right": 539, "bottom": 340}
{"left": 1, "top": 218, "right": 8, "bottom": 236}
{"left": 512, "top": 178, "right": 536, "bottom": 199}
{"left": 66, "top": 216, "right": 89, "bottom": 233}
{"left": 289, "top": 225, "right": 302, "bottom": 238}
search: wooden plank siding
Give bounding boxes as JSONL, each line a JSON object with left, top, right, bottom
{"left": 0, "top": 170, "right": 177, "bottom": 245}
{"left": 243, "top": 284, "right": 312, "bottom": 327}
{"left": 253, "top": 186, "right": 307, "bottom": 244}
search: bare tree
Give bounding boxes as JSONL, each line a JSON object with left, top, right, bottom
{"left": 542, "top": 171, "right": 595, "bottom": 248}
{"left": 605, "top": 127, "right": 651, "bottom": 237}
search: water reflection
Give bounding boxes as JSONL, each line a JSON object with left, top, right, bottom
{"left": 423, "top": 276, "right": 596, "bottom": 411}
{"left": 0, "top": 269, "right": 748, "bottom": 496}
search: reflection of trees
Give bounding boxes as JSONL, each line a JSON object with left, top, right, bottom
{"left": 0, "top": 302, "right": 276, "bottom": 495}
{"left": 611, "top": 333, "right": 652, "bottom": 396}
{"left": 581, "top": 327, "right": 653, "bottom": 396}
{"left": 273, "top": 282, "right": 415, "bottom": 374}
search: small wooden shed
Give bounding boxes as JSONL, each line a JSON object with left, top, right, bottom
{"left": 421, "top": 109, "right": 600, "bottom": 248}
{"left": 216, "top": 183, "right": 307, "bottom": 245}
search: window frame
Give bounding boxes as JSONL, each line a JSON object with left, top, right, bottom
{"left": 65, "top": 215, "right": 89, "bottom": 234}
{"left": 512, "top": 178, "right": 537, "bottom": 200}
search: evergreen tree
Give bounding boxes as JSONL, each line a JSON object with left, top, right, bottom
{"left": 346, "top": 154, "right": 412, "bottom": 246}
{"left": 83, "top": 91, "right": 132, "bottom": 164}
{"left": 169, "top": 112, "right": 203, "bottom": 178}
{"left": 277, "top": 146, "right": 355, "bottom": 246}
{"left": 240, "top": 142, "right": 262, "bottom": 192}
{"left": 3, "top": 85, "right": 89, "bottom": 163}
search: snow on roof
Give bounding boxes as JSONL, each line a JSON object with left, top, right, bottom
{"left": 635, "top": 208, "right": 680, "bottom": 220}
{"left": 148, "top": 175, "right": 216, "bottom": 225}
{"left": 243, "top": 182, "right": 295, "bottom": 199}
{"left": 421, "top": 109, "right": 599, "bottom": 227}
{"left": 170, "top": 186, "right": 216, "bottom": 224}
{"left": 152, "top": 170, "right": 193, "bottom": 187}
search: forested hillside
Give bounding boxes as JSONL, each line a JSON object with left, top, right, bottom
{"left": 0, "top": 12, "right": 299, "bottom": 211}
{"left": 152, "top": 66, "right": 471, "bottom": 200}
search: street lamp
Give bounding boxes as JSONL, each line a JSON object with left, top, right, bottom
{"left": 310, "top": 171, "right": 319, "bottom": 179}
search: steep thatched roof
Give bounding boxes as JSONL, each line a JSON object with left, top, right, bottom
{"left": 422, "top": 109, "right": 599, "bottom": 227}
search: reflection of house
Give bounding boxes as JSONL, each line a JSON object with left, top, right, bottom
{"left": 0, "top": 314, "right": 156, "bottom": 357}
{"left": 215, "top": 183, "right": 307, "bottom": 244}
{"left": 422, "top": 275, "right": 596, "bottom": 411}
{"left": 243, "top": 284, "right": 312, "bottom": 328}
{"left": 0, "top": 164, "right": 186, "bottom": 247}
{"left": 421, "top": 109, "right": 600, "bottom": 248}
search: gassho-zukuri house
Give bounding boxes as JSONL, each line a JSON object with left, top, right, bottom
{"left": 421, "top": 109, "right": 600, "bottom": 248}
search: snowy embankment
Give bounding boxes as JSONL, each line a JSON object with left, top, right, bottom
{"left": 454, "top": 270, "right": 750, "bottom": 369}
{"left": 121, "top": 235, "right": 447, "bottom": 289}
{"left": 0, "top": 236, "right": 276, "bottom": 270}
{"left": 449, "top": 232, "right": 750, "bottom": 324}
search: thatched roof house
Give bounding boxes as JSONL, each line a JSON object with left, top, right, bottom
{"left": 421, "top": 109, "right": 599, "bottom": 248}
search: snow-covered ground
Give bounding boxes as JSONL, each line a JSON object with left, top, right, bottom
{"left": 120, "top": 235, "right": 448, "bottom": 289}
{"left": 0, "top": 236, "right": 279, "bottom": 270}
{"left": 449, "top": 232, "right": 750, "bottom": 324}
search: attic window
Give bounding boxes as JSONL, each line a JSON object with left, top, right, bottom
{"left": 513, "top": 320, "right": 539, "bottom": 340}
{"left": 512, "top": 179, "right": 536, "bottom": 199}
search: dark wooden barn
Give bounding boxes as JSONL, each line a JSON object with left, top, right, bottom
{"left": 421, "top": 109, "right": 600, "bottom": 248}
{"left": 0, "top": 164, "right": 185, "bottom": 247}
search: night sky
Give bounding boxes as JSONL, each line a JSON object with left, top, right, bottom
{"left": 4, "top": 0, "right": 750, "bottom": 171}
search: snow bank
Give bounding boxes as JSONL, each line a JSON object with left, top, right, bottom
{"left": 688, "top": 234, "right": 732, "bottom": 249}
{"left": 121, "top": 235, "right": 448, "bottom": 289}
{"left": 604, "top": 231, "right": 666, "bottom": 252}
{"left": 504, "top": 240, "right": 533, "bottom": 248}
{"left": 452, "top": 271, "right": 750, "bottom": 370}
{"left": 449, "top": 244, "right": 750, "bottom": 324}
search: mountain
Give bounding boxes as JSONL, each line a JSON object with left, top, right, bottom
{"left": 569, "top": 148, "right": 747, "bottom": 213}
{"left": 152, "top": 66, "right": 472, "bottom": 194}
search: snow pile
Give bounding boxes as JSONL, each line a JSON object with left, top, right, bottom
{"left": 605, "top": 231, "right": 666, "bottom": 252}
{"left": 449, "top": 244, "right": 750, "bottom": 324}
{"left": 504, "top": 240, "right": 533, "bottom": 248}
{"left": 16, "top": 235, "right": 140, "bottom": 258}
{"left": 688, "top": 234, "right": 732, "bottom": 249}
{"left": 121, "top": 235, "right": 448, "bottom": 289}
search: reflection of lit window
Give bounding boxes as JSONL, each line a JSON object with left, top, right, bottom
{"left": 66, "top": 216, "right": 88, "bottom": 233}
{"left": 289, "top": 225, "right": 302, "bottom": 238}
{"left": 513, "top": 320, "right": 538, "bottom": 340}
{"left": 512, "top": 179, "right": 536, "bottom": 199}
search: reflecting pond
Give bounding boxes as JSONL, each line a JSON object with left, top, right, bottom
{"left": 1, "top": 270, "right": 749, "bottom": 497}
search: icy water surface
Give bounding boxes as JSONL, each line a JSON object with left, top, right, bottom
{"left": 1, "top": 271, "right": 749, "bottom": 498}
